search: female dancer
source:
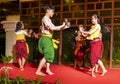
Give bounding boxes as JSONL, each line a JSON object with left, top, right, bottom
{"left": 74, "top": 27, "right": 86, "bottom": 69}
{"left": 15, "top": 21, "right": 32, "bottom": 70}
{"left": 80, "top": 14, "right": 107, "bottom": 77}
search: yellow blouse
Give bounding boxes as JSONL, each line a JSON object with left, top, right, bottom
{"left": 87, "top": 25, "right": 101, "bottom": 40}
{"left": 16, "top": 34, "right": 29, "bottom": 53}
{"left": 16, "top": 34, "right": 26, "bottom": 41}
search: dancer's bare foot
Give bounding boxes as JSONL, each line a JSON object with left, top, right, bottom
{"left": 101, "top": 70, "right": 107, "bottom": 76}
{"left": 88, "top": 68, "right": 92, "bottom": 71}
{"left": 80, "top": 67, "right": 83, "bottom": 70}
{"left": 35, "top": 71, "right": 46, "bottom": 76}
{"left": 95, "top": 70, "right": 99, "bottom": 72}
{"left": 46, "top": 71, "right": 54, "bottom": 75}
{"left": 20, "top": 68, "right": 24, "bottom": 71}
{"left": 19, "top": 66, "right": 24, "bottom": 71}
{"left": 92, "top": 74, "right": 96, "bottom": 77}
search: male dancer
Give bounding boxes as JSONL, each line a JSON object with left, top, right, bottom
{"left": 35, "top": 4, "right": 70, "bottom": 76}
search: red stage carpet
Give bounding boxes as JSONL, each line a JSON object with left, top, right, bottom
{"left": 0, "top": 63, "right": 120, "bottom": 84}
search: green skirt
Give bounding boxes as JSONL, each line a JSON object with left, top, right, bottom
{"left": 38, "top": 36, "right": 54, "bottom": 63}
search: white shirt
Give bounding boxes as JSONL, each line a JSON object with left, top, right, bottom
{"left": 41, "top": 16, "right": 55, "bottom": 34}
{"left": 41, "top": 16, "right": 67, "bottom": 34}
{"left": 16, "top": 30, "right": 27, "bottom": 35}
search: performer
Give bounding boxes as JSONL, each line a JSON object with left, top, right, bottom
{"left": 15, "top": 21, "right": 33, "bottom": 70}
{"left": 74, "top": 26, "right": 86, "bottom": 69}
{"left": 80, "top": 14, "right": 107, "bottom": 77}
{"left": 35, "top": 4, "right": 70, "bottom": 76}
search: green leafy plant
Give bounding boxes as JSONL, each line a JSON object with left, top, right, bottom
{"left": 12, "top": 76, "right": 25, "bottom": 84}
{"left": 36, "top": 76, "right": 43, "bottom": 84}
{"left": 0, "top": 75, "right": 44, "bottom": 84}
{"left": 112, "top": 46, "right": 120, "bottom": 65}
{"left": 0, "top": 77, "right": 11, "bottom": 84}
{"left": 0, "top": 74, "right": 61, "bottom": 84}
{"left": 56, "top": 77, "right": 62, "bottom": 84}
{"left": 0, "top": 54, "right": 12, "bottom": 63}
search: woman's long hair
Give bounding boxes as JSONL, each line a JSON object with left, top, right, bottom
{"left": 92, "top": 14, "right": 110, "bottom": 34}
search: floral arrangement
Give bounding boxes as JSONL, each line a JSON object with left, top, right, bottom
{"left": 0, "top": 66, "right": 13, "bottom": 77}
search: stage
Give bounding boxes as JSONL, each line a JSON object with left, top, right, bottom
{"left": 0, "top": 63, "right": 120, "bottom": 84}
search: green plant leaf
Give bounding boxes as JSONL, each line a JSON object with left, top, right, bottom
{"left": 36, "top": 76, "right": 43, "bottom": 84}
{"left": 0, "top": 55, "right": 12, "bottom": 63}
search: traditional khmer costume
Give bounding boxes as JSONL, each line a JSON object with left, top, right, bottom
{"left": 15, "top": 30, "right": 29, "bottom": 60}
{"left": 74, "top": 36, "right": 85, "bottom": 61}
{"left": 87, "top": 24, "right": 104, "bottom": 67}
{"left": 38, "top": 16, "right": 59, "bottom": 63}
